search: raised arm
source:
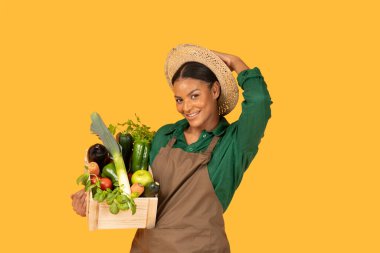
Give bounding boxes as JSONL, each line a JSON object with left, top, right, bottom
{"left": 213, "top": 50, "right": 272, "bottom": 159}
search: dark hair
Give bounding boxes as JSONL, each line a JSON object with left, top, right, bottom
{"left": 171, "top": 62, "right": 218, "bottom": 88}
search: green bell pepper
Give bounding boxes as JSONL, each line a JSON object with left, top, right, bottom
{"left": 101, "top": 162, "right": 119, "bottom": 184}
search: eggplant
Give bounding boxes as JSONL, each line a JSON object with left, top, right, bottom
{"left": 87, "top": 143, "right": 111, "bottom": 170}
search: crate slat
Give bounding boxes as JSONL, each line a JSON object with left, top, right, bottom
{"left": 87, "top": 191, "right": 158, "bottom": 231}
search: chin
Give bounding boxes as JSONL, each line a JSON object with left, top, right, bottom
{"left": 188, "top": 121, "right": 201, "bottom": 129}
{"left": 187, "top": 117, "right": 205, "bottom": 129}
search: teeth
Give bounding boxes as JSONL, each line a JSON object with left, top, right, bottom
{"left": 187, "top": 112, "right": 199, "bottom": 117}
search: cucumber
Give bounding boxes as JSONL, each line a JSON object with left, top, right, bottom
{"left": 131, "top": 141, "right": 145, "bottom": 172}
{"left": 141, "top": 143, "right": 151, "bottom": 170}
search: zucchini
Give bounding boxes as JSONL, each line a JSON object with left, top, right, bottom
{"left": 143, "top": 182, "right": 160, "bottom": 197}
{"left": 116, "top": 133, "right": 134, "bottom": 172}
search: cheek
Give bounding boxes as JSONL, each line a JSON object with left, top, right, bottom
{"left": 199, "top": 96, "right": 213, "bottom": 109}
{"left": 176, "top": 103, "right": 182, "bottom": 112}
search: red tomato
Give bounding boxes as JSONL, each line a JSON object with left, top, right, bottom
{"left": 88, "top": 162, "right": 100, "bottom": 176}
{"left": 90, "top": 175, "right": 99, "bottom": 185}
{"left": 100, "top": 177, "right": 113, "bottom": 190}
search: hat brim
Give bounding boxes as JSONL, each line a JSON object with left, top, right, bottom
{"left": 164, "top": 44, "right": 239, "bottom": 116}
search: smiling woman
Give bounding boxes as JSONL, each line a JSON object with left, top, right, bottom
{"left": 130, "top": 44, "right": 273, "bottom": 252}
{"left": 71, "top": 43, "right": 273, "bottom": 253}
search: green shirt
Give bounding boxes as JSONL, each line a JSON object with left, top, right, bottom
{"left": 149, "top": 67, "right": 272, "bottom": 212}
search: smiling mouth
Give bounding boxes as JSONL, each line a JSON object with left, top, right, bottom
{"left": 185, "top": 111, "right": 200, "bottom": 119}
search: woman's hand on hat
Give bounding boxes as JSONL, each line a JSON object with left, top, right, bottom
{"left": 211, "top": 50, "right": 250, "bottom": 75}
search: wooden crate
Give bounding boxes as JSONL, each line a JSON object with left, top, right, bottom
{"left": 86, "top": 191, "right": 158, "bottom": 231}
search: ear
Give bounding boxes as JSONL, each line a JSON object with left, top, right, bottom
{"left": 211, "top": 81, "right": 221, "bottom": 99}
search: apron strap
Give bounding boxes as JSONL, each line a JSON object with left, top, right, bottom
{"left": 204, "top": 136, "right": 220, "bottom": 154}
{"left": 167, "top": 136, "right": 177, "bottom": 148}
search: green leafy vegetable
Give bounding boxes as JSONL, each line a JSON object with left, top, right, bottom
{"left": 118, "top": 203, "right": 129, "bottom": 211}
{"left": 112, "top": 114, "right": 155, "bottom": 143}
{"left": 110, "top": 202, "right": 119, "bottom": 214}
{"left": 76, "top": 172, "right": 89, "bottom": 185}
{"left": 108, "top": 124, "right": 117, "bottom": 135}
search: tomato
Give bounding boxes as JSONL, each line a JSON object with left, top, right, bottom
{"left": 100, "top": 177, "right": 113, "bottom": 190}
{"left": 90, "top": 175, "right": 99, "bottom": 185}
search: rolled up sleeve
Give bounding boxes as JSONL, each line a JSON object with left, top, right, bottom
{"left": 235, "top": 67, "right": 273, "bottom": 162}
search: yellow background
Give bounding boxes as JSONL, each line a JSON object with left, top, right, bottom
{"left": 1, "top": 0, "right": 379, "bottom": 252}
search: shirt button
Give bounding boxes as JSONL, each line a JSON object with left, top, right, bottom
{"left": 202, "top": 134, "right": 207, "bottom": 138}
{"left": 188, "top": 148, "right": 193, "bottom": 151}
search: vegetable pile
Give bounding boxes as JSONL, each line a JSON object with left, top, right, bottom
{"left": 76, "top": 112, "right": 159, "bottom": 215}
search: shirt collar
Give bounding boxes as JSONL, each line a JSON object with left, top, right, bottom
{"left": 163, "top": 116, "right": 230, "bottom": 136}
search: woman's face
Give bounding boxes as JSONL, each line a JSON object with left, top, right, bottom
{"left": 173, "top": 78, "right": 220, "bottom": 131}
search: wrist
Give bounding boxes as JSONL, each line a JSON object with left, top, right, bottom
{"left": 232, "top": 57, "right": 249, "bottom": 75}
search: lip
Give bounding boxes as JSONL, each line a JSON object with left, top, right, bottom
{"left": 184, "top": 111, "right": 200, "bottom": 120}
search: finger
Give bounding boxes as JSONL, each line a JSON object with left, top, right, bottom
{"left": 73, "top": 194, "right": 82, "bottom": 208}
{"left": 75, "top": 195, "right": 86, "bottom": 216}
{"left": 211, "top": 49, "right": 222, "bottom": 54}
{"left": 211, "top": 50, "right": 229, "bottom": 64}
{"left": 72, "top": 189, "right": 83, "bottom": 199}
{"left": 80, "top": 200, "right": 87, "bottom": 216}
{"left": 80, "top": 197, "right": 87, "bottom": 209}
{"left": 211, "top": 50, "right": 227, "bottom": 58}
{"left": 75, "top": 190, "right": 84, "bottom": 200}
{"left": 72, "top": 197, "right": 79, "bottom": 209}
{"left": 80, "top": 192, "right": 87, "bottom": 202}
{"left": 79, "top": 191, "right": 85, "bottom": 198}
{"left": 73, "top": 201, "right": 84, "bottom": 216}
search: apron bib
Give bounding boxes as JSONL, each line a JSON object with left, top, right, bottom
{"left": 130, "top": 135, "right": 230, "bottom": 253}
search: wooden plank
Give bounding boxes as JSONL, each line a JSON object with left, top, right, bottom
{"left": 87, "top": 192, "right": 99, "bottom": 231}
{"left": 87, "top": 191, "right": 158, "bottom": 230}
{"left": 98, "top": 199, "right": 148, "bottom": 229}
{"left": 146, "top": 198, "right": 158, "bottom": 229}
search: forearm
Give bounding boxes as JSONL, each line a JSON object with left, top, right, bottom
{"left": 231, "top": 56, "right": 250, "bottom": 75}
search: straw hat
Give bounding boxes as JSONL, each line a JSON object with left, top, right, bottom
{"left": 164, "top": 43, "right": 239, "bottom": 116}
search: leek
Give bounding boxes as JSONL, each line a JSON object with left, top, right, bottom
{"left": 90, "top": 112, "right": 131, "bottom": 195}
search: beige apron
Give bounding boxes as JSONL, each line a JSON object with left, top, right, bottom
{"left": 130, "top": 135, "right": 230, "bottom": 253}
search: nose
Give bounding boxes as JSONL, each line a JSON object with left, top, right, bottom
{"left": 182, "top": 99, "right": 192, "bottom": 113}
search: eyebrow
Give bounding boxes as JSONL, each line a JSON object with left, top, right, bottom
{"left": 174, "top": 89, "right": 200, "bottom": 99}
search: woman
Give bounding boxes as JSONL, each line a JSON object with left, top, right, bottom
{"left": 72, "top": 44, "right": 272, "bottom": 253}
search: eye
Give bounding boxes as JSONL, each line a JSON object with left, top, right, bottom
{"left": 175, "top": 98, "right": 183, "bottom": 104}
{"left": 191, "top": 94, "right": 199, "bottom": 100}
